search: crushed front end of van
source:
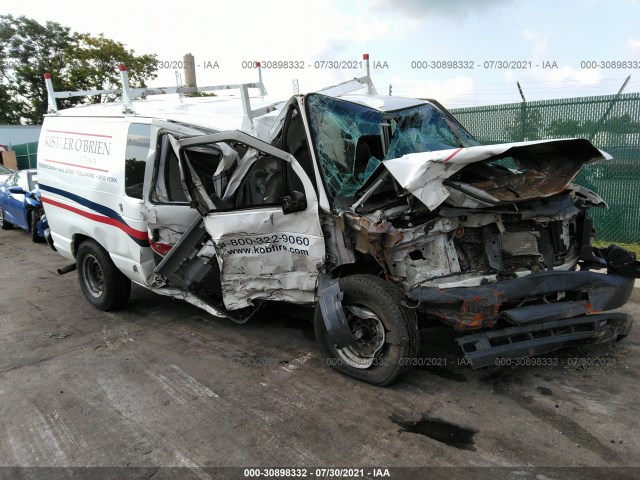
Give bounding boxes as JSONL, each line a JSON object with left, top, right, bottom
{"left": 303, "top": 93, "right": 638, "bottom": 380}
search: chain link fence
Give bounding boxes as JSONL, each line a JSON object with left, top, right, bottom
{"left": 451, "top": 93, "right": 640, "bottom": 244}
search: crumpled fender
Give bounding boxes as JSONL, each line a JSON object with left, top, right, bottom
{"left": 597, "top": 244, "right": 640, "bottom": 278}
{"left": 362, "top": 138, "right": 609, "bottom": 211}
{"left": 25, "top": 194, "right": 42, "bottom": 209}
{"left": 317, "top": 275, "right": 355, "bottom": 348}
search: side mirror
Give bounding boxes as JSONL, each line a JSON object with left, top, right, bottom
{"left": 9, "top": 186, "right": 26, "bottom": 195}
{"left": 282, "top": 190, "right": 307, "bottom": 215}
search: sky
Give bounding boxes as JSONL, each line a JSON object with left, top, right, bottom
{"left": 3, "top": 0, "right": 640, "bottom": 109}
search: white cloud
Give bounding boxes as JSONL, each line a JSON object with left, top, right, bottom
{"left": 388, "top": 76, "right": 475, "bottom": 107}
{"left": 509, "top": 62, "right": 603, "bottom": 89}
{"left": 626, "top": 38, "right": 640, "bottom": 51}
{"left": 523, "top": 30, "right": 550, "bottom": 56}
{"left": 373, "top": 0, "right": 513, "bottom": 18}
{"left": 543, "top": 65, "right": 602, "bottom": 85}
{"left": 517, "top": 29, "right": 604, "bottom": 96}
{"left": 3, "top": 0, "right": 397, "bottom": 97}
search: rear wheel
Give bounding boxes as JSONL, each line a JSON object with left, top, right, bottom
{"left": 76, "top": 240, "right": 131, "bottom": 311}
{"left": 314, "top": 275, "right": 420, "bottom": 386}
{"left": 0, "top": 207, "right": 13, "bottom": 229}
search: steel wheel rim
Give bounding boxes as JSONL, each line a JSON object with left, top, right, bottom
{"left": 82, "top": 254, "right": 104, "bottom": 298}
{"left": 337, "top": 305, "right": 386, "bottom": 369}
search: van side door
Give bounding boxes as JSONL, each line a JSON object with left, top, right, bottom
{"left": 175, "top": 131, "right": 325, "bottom": 311}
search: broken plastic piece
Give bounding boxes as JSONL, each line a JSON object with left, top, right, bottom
{"left": 600, "top": 244, "right": 640, "bottom": 278}
{"left": 317, "top": 275, "right": 355, "bottom": 349}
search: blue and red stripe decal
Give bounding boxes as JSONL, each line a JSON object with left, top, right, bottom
{"left": 39, "top": 184, "right": 150, "bottom": 247}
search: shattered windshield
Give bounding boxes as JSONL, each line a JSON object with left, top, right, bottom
{"left": 307, "top": 93, "right": 478, "bottom": 198}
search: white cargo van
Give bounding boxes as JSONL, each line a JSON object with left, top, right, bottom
{"left": 39, "top": 65, "right": 638, "bottom": 386}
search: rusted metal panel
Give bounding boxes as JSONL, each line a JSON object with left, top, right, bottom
{"left": 406, "top": 270, "right": 634, "bottom": 330}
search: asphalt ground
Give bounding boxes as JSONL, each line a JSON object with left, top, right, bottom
{"left": 1, "top": 227, "right": 639, "bottom": 480}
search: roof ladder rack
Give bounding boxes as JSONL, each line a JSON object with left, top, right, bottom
{"left": 316, "top": 53, "right": 378, "bottom": 97}
{"left": 43, "top": 63, "right": 270, "bottom": 118}
{"left": 43, "top": 54, "right": 377, "bottom": 132}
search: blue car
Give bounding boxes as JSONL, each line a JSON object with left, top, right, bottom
{"left": 0, "top": 168, "right": 45, "bottom": 242}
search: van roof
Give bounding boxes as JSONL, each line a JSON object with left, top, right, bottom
{"left": 43, "top": 64, "right": 429, "bottom": 135}
{"left": 48, "top": 92, "right": 430, "bottom": 135}
{"left": 49, "top": 94, "right": 283, "bottom": 133}
{"left": 51, "top": 93, "right": 427, "bottom": 116}
{"left": 338, "top": 94, "right": 428, "bottom": 111}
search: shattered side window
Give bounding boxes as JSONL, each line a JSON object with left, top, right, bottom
{"left": 307, "top": 94, "right": 384, "bottom": 198}
{"left": 210, "top": 141, "right": 240, "bottom": 199}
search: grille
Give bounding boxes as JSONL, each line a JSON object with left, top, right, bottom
{"left": 501, "top": 231, "right": 540, "bottom": 257}
{"left": 483, "top": 221, "right": 556, "bottom": 271}
{"left": 456, "top": 220, "right": 574, "bottom": 274}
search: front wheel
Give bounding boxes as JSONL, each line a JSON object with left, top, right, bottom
{"left": 314, "top": 275, "right": 420, "bottom": 386}
{"left": 76, "top": 240, "right": 131, "bottom": 311}
{"left": 30, "top": 210, "right": 44, "bottom": 243}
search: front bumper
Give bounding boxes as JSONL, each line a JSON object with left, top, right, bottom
{"left": 456, "top": 312, "right": 632, "bottom": 368}
{"left": 406, "top": 270, "right": 634, "bottom": 330}
{"left": 405, "top": 270, "right": 635, "bottom": 368}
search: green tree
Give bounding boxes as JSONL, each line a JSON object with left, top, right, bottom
{"left": 548, "top": 114, "right": 640, "bottom": 138}
{"left": 0, "top": 15, "right": 75, "bottom": 124}
{"left": 504, "top": 106, "right": 543, "bottom": 141}
{"left": 0, "top": 15, "right": 157, "bottom": 124}
{"left": 65, "top": 33, "right": 158, "bottom": 103}
{"left": 0, "top": 85, "right": 22, "bottom": 124}
{"left": 547, "top": 118, "right": 583, "bottom": 137}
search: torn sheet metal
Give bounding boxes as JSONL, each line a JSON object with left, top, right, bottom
{"left": 342, "top": 211, "right": 395, "bottom": 270}
{"left": 150, "top": 285, "right": 230, "bottom": 319}
{"left": 170, "top": 129, "right": 326, "bottom": 311}
{"left": 378, "top": 138, "right": 611, "bottom": 210}
{"left": 220, "top": 272, "right": 317, "bottom": 310}
{"left": 320, "top": 214, "right": 356, "bottom": 271}
{"left": 203, "top": 204, "right": 325, "bottom": 311}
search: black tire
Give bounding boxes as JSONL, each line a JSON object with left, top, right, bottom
{"left": 30, "top": 211, "right": 44, "bottom": 243}
{"left": 314, "top": 274, "right": 420, "bottom": 387}
{"left": 76, "top": 240, "right": 131, "bottom": 311}
{"left": 0, "top": 207, "right": 13, "bottom": 230}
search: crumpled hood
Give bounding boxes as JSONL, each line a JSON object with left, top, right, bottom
{"left": 375, "top": 138, "right": 610, "bottom": 210}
